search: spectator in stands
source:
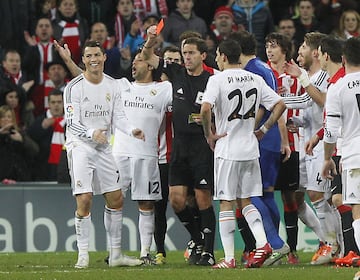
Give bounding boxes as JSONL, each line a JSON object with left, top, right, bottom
{"left": 89, "top": 22, "right": 132, "bottom": 79}
{"left": 27, "top": 89, "right": 65, "bottom": 181}
{"left": 229, "top": 0, "right": 275, "bottom": 61}
{"left": 0, "top": 49, "right": 35, "bottom": 129}
{"left": 44, "top": 60, "right": 68, "bottom": 104}
{"left": 162, "top": 45, "right": 182, "bottom": 65}
{"left": 278, "top": 17, "right": 298, "bottom": 60}
{"left": 293, "top": 0, "right": 320, "bottom": 51}
{"left": 52, "top": 0, "right": 89, "bottom": 65}
{"left": 23, "top": 17, "right": 61, "bottom": 117}
{"left": 133, "top": 0, "right": 169, "bottom": 20}
{"left": 114, "top": 0, "right": 140, "bottom": 51}
{"left": 207, "top": 6, "right": 238, "bottom": 54}
{"left": 0, "top": 105, "right": 39, "bottom": 182}
{"left": 161, "top": 0, "right": 207, "bottom": 47}
{"left": 315, "top": 0, "right": 358, "bottom": 35}
{"left": 334, "top": 9, "right": 360, "bottom": 39}
{"left": 0, "top": 86, "right": 34, "bottom": 130}
{"left": 1, "top": 49, "right": 34, "bottom": 92}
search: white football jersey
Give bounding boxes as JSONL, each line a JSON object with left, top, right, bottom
{"left": 303, "top": 70, "right": 328, "bottom": 142}
{"left": 64, "top": 74, "right": 131, "bottom": 150}
{"left": 325, "top": 72, "right": 360, "bottom": 170}
{"left": 202, "top": 68, "right": 282, "bottom": 160}
{"left": 112, "top": 79, "right": 173, "bottom": 158}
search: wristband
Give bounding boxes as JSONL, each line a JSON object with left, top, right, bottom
{"left": 299, "top": 68, "right": 310, "bottom": 88}
{"left": 260, "top": 124, "right": 269, "bottom": 134}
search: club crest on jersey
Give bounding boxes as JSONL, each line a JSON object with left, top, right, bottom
{"left": 286, "top": 76, "right": 294, "bottom": 87}
{"left": 150, "top": 89, "right": 157, "bottom": 96}
{"left": 106, "top": 93, "right": 111, "bottom": 102}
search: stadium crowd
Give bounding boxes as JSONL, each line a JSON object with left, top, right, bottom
{"left": 1, "top": 0, "right": 360, "bottom": 278}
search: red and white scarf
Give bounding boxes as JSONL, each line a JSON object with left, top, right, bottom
{"left": 133, "top": 0, "right": 168, "bottom": 19}
{"left": 115, "top": 13, "right": 126, "bottom": 49}
{"left": 58, "top": 20, "right": 81, "bottom": 64}
{"left": 47, "top": 109, "right": 65, "bottom": 164}
{"left": 37, "top": 42, "right": 54, "bottom": 84}
{"left": 5, "top": 70, "right": 22, "bottom": 85}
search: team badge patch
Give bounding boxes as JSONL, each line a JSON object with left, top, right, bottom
{"left": 76, "top": 180, "right": 82, "bottom": 188}
{"left": 150, "top": 89, "right": 157, "bottom": 96}
{"left": 106, "top": 93, "right": 111, "bottom": 102}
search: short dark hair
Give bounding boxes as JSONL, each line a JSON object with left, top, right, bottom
{"left": 265, "top": 32, "right": 292, "bottom": 61}
{"left": 228, "top": 31, "right": 257, "bottom": 56}
{"left": 218, "top": 40, "right": 241, "bottom": 64}
{"left": 48, "top": 89, "right": 64, "bottom": 101}
{"left": 82, "top": 40, "right": 105, "bottom": 55}
{"left": 2, "top": 49, "right": 20, "bottom": 62}
{"left": 319, "top": 36, "right": 344, "bottom": 64}
{"left": 161, "top": 45, "right": 181, "bottom": 57}
{"left": 343, "top": 37, "right": 360, "bottom": 66}
{"left": 182, "top": 37, "right": 207, "bottom": 54}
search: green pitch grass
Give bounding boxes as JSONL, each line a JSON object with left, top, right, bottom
{"left": 0, "top": 251, "right": 357, "bottom": 280}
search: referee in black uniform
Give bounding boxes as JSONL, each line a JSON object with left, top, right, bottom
{"left": 142, "top": 26, "right": 216, "bottom": 266}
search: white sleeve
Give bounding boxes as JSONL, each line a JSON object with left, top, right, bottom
{"left": 260, "top": 80, "right": 282, "bottom": 111}
{"left": 324, "top": 86, "right": 341, "bottom": 144}
{"left": 63, "top": 78, "right": 93, "bottom": 140}
{"left": 282, "top": 93, "right": 313, "bottom": 109}
{"left": 202, "top": 76, "right": 219, "bottom": 106}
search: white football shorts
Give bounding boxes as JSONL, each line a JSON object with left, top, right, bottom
{"left": 114, "top": 155, "right": 162, "bottom": 201}
{"left": 213, "top": 158, "right": 263, "bottom": 201}
{"left": 67, "top": 143, "right": 121, "bottom": 196}
{"left": 342, "top": 168, "right": 360, "bottom": 205}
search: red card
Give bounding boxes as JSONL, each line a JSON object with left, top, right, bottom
{"left": 156, "top": 19, "right": 164, "bottom": 35}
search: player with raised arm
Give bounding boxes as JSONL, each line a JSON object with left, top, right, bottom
{"left": 112, "top": 51, "right": 173, "bottom": 264}
{"left": 141, "top": 25, "right": 217, "bottom": 266}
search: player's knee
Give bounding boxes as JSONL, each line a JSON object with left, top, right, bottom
{"left": 169, "top": 191, "right": 186, "bottom": 212}
{"left": 194, "top": 189, "right": 212, "bottom": 210}
{"left": 76, "top": 193, "right": 92, "bottom": 215}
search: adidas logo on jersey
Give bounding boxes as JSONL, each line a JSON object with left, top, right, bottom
{"left": 82, "top": 97, "right": 90, "bottom": 102}
{"left": 199, "top": 179, "right": 207, "bottom": 185}
{"left": 350, "top": 193, "right": 357, "bottom": 199}
{"left": 177, "top": 88, "right": 184, "bottom": 94}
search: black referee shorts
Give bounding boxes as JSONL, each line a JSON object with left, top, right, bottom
{"left": 169, "top": 135, "right": 213, "bottom": 191}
